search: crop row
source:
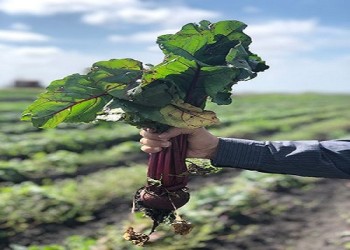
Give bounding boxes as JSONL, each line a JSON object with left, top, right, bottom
{"left": 1, "top": 91, "right": 349, "bottom": 249}
{"left": 210, "top": 110, "right": 350, "bottom": 140}
{"left": 0, "top": 122, "right": 40, "bottom": 134}
{"left": 14, "top": 171, "right": 317, "bottom": 250}
{"left": 211, "top": 94, "right": 349, "bottom": 125}
{"left": 3, "top": 99, "right": 348, "bottom": 160}
{"left": 0, "top": 88, "right": 41, "bottom": 102}
{"left": 0, "top": 160, "right": 315, "bottom": 242}
{"left": 215, "top": 104, "right": 348, "bottom": 129}
{"left": 0, "top": 164, "right": 147, "bottom": 239}
{"left": 267, "top": 117, "right": 350, "bottom": 141}
{"left": 0, "top": 141, "right": 142, "bottom": 183}
{"left": 0, "top": 112, "right": 23, "bottom": 123}
{"left": 0, "top": 124, "right": 139, "bottom": 159}
{"left": 2, "top": 92, "right": 348, "bottom": 131}
{"left": 0, "top": 101, "right": 34, "bottom": 112}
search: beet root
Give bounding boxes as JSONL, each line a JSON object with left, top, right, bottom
{"left": 139, "top": 187, "right": 190, "bottom": 211}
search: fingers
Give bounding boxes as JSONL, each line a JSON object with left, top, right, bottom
{"left": 139, "top": 138, "right": 171, "bottom": 148}
{"left": 140, "top": 145, "right": 162, "bottom": 154}
{"left": 140, "top": 127, "right": 197, "bottom": 140}
{"left": 159, "top": 127, "right": 195, "bottom": 139}
{"left": 139, "top": 128, "right": 171, "bottom": 154}
{"left": 139, "top": 127, "right": 199, "bottom": 155}
{"left": 139, "top": 129, "right": 163, "bottom": 140}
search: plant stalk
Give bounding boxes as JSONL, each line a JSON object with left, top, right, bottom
{"left": 147, "top": 134, "right": 189, "bottom": 190}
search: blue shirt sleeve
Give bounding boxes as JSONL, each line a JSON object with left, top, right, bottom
{"left": 211, "top": 138, "right": 350, "bottom": 179}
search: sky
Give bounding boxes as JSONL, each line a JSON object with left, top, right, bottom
{"left": 0, "top": 0, "right": 349, "bottom": 93}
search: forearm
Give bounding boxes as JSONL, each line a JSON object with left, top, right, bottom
{"left": 211, "top": 138, "right": 350, "bottom": 179}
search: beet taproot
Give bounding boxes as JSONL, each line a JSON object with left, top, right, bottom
{"left": 139, "top": 187, "right": 190, "bottom": 211}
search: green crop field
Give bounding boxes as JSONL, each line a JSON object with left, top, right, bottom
{"left": 1, "top": 88, "right": 349, "bottom": 250}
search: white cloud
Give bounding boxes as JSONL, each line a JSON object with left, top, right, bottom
{"left": 245, "top": 19, "right": 350, "bottom": 57}
{"left": 0, "top": 43, "right": 163, "bottom": 88}
{"left": 109, "top": 19, "right": 350, "bottom": 57}
{"left": 312, "top": 26, "right": 350, "bottom": 49}
{"left": 234, "top": 54, "right": 350, "bottom": 93}
{"left": 147, "top": 45, "right": 160, "bottom": 52}
{"left": 1, "top": 16, "right": 349, "bottom": 93}
{"left": 247, "top": 19, "right": 318, "bottom": 36}
{"left": 108, "top": 29, "right": 178, "bottom": 43}
{"left": 81, "top": 6, "right": 219, "bottom": 27}
{"left": 0, "top": 0, "right": 219, "bottom": 28}
{"left": 0, "top": 29, "right": 50, "bottom": 42}
{"left": 83, "top": 7, "right": 169, "bottom": 25}
{"left": 13, "top": 46, "right": 61, "bottom": 57}
{"left": 0, "top": 0, "right": 135, "bottom": 15}
{"left": 245, "top": 19, "right": 316, "bottom": 56}
{"left": 233, "top": 19, "right": 350, "bottom": 93}
{"left": 242, "top": 6, "right": 262, "bottom": 14}
{"left": 0, "top": 43, "right": 99, "bottom": 87}
{"left": 10, "top": 22, "right": 31, "bottom": 30}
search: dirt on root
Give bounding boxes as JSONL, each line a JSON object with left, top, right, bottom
{"left": 3, "top": 171, "right": 350, "bottom": 250}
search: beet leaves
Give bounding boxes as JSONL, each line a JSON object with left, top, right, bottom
{"left": 22, "top": 20, "right": 268, "bottom": 244}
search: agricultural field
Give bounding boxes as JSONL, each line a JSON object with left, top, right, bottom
{"left": 1, "top": 88, "right": 350, "bottom": 250}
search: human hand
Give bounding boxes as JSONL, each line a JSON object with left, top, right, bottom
{"left": 139, "top": 127, "right": 219, "bottom": 159}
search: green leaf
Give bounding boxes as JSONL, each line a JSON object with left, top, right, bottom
{"left": 22, "top": 74, "right": 112, "bottom": 128}
{"left": 141, "top": 56, "right": 198, "bottom": 101}
{"left": 88, "top": 58, "right": 143, "bottom": 100}
{"left": 105, "top": 98, "right": 168, "bottom": 130}
{"left": 211, "top": 91, "right": 233, "bottom": 105}
{"left": 225, "top": 44, "right": 269, "bottom": 81}
{"left": 159, "top": 100, "right": 219, "bottom": 128}
{"left": 199, "top": 65, "right": 239, "bottom": 104}
{"left": 106, "top": 98, "right": 219, "bottom": 129}
{"left": 22, "top": 20, "right": 269, "bottom": 129}
{"left": 157, "top": 20, "right": 251, "bottom": 66}
{"left": 128, "top": 83, "right": 177, "bottom": 107}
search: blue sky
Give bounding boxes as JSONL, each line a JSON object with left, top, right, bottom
{"left": 0, "top": 0, "right": 349, "bottom": 93}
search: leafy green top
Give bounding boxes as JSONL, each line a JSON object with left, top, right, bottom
{"left": 22, "top": 20, "right": 268, "bottom": 130}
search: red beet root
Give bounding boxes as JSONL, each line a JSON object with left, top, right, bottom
{"left": 139, "top": 134, "right": 190, "bottom": 210}
{"left": 140, "top": 187, "right": 190, "bottom": 211}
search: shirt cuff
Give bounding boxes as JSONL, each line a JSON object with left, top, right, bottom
{"left": 211, "top": 138, "right": 265, "bottom": 170}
